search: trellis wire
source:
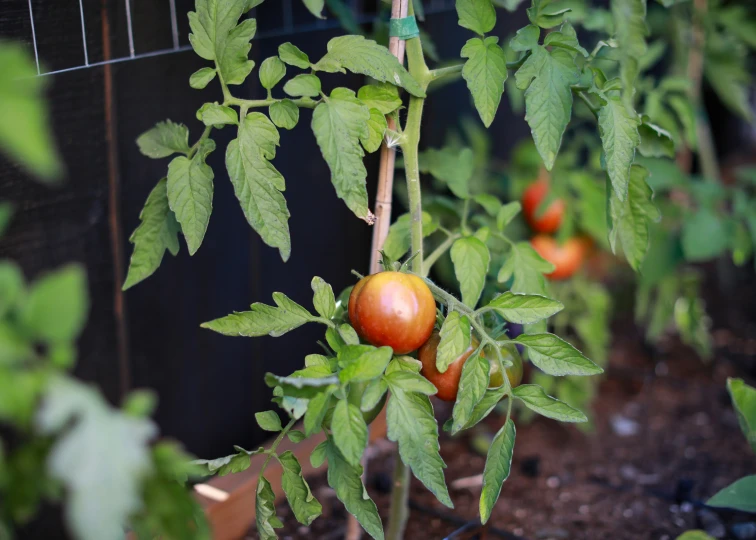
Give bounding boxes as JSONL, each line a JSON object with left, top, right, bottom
{"left": 22, "top": 0, "right": 455, "bottom": 77}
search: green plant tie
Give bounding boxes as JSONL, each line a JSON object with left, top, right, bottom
{"left": 389, "top": 16, "right": 420, "bottom": 40}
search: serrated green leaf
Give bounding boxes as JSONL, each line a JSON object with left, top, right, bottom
{"left": 437, "top": 312, "right": 472, "bottom": 373}
{"left": 137, "top": 121, "right": 190, "bottom": 159}
{"left": 382, "top": 212, "right": 438, "bottom": 261}
{"left": 123, "top": 179, "right": 181, "bottom": 290}
{"left": 706, "top": 475, "right": 756, "bottom": 513}
{"left": 361, "top": 108, "right": 388, "bottom": 153}
{"left": 461, "top": 37, "right": 508, "bottom": 127}
{"left": 227, "top": 112, "right": 291, "bottom": 261}
{"left": 726, "top": 377, "right": 756, "bottom": 453}
{"left": 497, "top": 201, "right": 522, "bottom": 230}
{"left": 498, "top": 241, "right": 553, "bottom": 295}
{"left": 527, "top": 0, "right": 572, "bottom": 28}
{"left": 269, "top": 99, "right": 300, "bottom": 130}
{"left": 255, "top": 476, "right": 281, "bottom": 540}
{"left": 259, "top": 56, "right": 286, "bottom": 89}
{"left": 332, "top": 400, "right": 368, "bottom": 466}
{"left": 599, "top": 96, "right": 640, "bottom": 202}
{"left": 515, "top": 46, "right": 579, "bottom": 170}
{"left": 357, "top": 84, "right": 402, "bottom": 114}
{"left": 325, "top": 440, "right": 384, "bottom": 540}
{"left": 638, "top": 120, "right": 675, "bottom": 158}
{"left": 456, "top": 0, "right": 497, "bottom": 35}
{"left": 278, "top": 451, "right": 322, "bottom": 525}
{"left": 543, "top": 22, "right": 587, "bottom": 55}
{"left": 283, "top": 74, "right": 322, "bottom": 97}
{"left": 480, "top": 419, "right": 515, "bottom": 523}
{"left": 384, "top": 371, "right": 437, "bottom": 395}
{"left": 385, "top": 386, "right": 453, "bottom": 508}
{"left": 312, "top": 88, "right": 372, "bottom": 221}
{"left": 304, "top": 391, "right": 332, "bottom": 436}
{"left": 338, "top": 345, "right": 393, "bottom": 384}
{"left": 485, "top": 292, "right": 563, "bottom": 324}
{"left": 201, "top": 293, "right": 315, "bottom": 337}
{"left": 21, "top": 265, "right": 88, "bottom": 343}
{"left": 311, "top": 276, "right": 336, "bottom": 319}
{"left": 454, "top": 385, "right": 509, "bottom": 432}
{"left": 451, "top": 351, "right": 489, "bottom": 433}
{"left": 509, "top": 24, "right": 540, "bottom": 52}
{"left": 514, "top": 333, "right": 602, "bottom": 376}
{"left": 188, "top": 2, "right": 257, "bottom": 85}
{"left": 189, "top": 67, "right": 217, "bottom": 89}
{"left": 513, "top": 384, "right": 587, "bottom": 421}
{"left": 193, "top": 446, "right": 262, "bottom": 476}
{"left": 199, "top": 103, "right": 238, "bottom": 126}
{"left": 386, "top": 356, "right": 423, "bottom": 375}
{"left": 167, "top": 139, "right": 215, "bottom": 255}
{"left": 451, "top": 236, "right": 490, "bottom": 308}
{"left": 320, "top": 35, "right": 425, "bottom": 97}
{"left": 279, "top": 42, "right": 311, "bottom": 68}
{"left": 255, "top": 410, "right": 282, "bottom": 431}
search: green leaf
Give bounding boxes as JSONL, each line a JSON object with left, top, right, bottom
{"left": 304, "top": 391, "right": 332, "bottom": 436}
{"left": 706, "top": 475, "right": 756, "bottom": 513}
{"left": 310, "top": 440, "right": 327, "bottom": 468}
{"left": 461, "top": 37, "right": 508, "bottom": 128}
{"left": 384, "top": 371, "right": 437, "bottom": 395}
{"left": 485, "top": 292, "right": 563, "bottom": 324}
{"left": 456, "top": 0, "right": 497, "bottom": 35}
{"left": 543, "top": 22, "right": 588, "bottom": 56}
{"left": 202, "top": 293, "right": 316, "bottom": 337}
{"left": 675, "top": 532, "right": 715, "bottom": 540}
{"left": 325, "top": 440, "right": 384, "bottom": 540}
{"left": 339, "top": 324, "right": 360, "bottom": 345}
{"left": 480, "top": 419, "right": 515, "bottom": 523}
{"left": 193, "top": 446, "right": 261, "bottom": 476}
{"left": 311, "top": 276, "right": 336, "bottom": 319}
{"left": 680, "top": 208, "right": 727, "bottom": 262}
{"left": 386, "top": 356, "right": 423, "bottom": 375}
{"left": 382, "top": 212, "right": 438, "bottom": 260}
{"left": 453, "top": 385, "right": 509, "bottom": 432}
{"left": 188, "top": 1, "right": 257, "bottom": 85}
{"left": 312, "top": 88, "right": 372, "bottom": 222}
{"left": 259, "top": 56, "right": 286, "bottom": 89}
{"left": 269, "top": 99, "right": 300, "bottom": 130}
{"left": 361, "top": 108, "right": 388, "bottom": 154}
{"left": 667, "top": 95, "right": 697, "bottom": 149}
{"left": 705, "top": 40, "right": 753, "bottom": 121}
{"left": 515, "top": 46, "right": 579, "bottom": 170}
{"left": 498, "top": 241, "right": 553, "bottom": 295}
{"left": 527, "top": 0, "right": 572, "bottom": 28}
{"left": 419, "top": 147, "right": 474, "bottom": 199}
{"left": 137, "top": 120, "right": 190, "bottom": 159}
{"left": 514, "top": 333, "right": 602, "bottom": 376}
{"left": 189, "top": 67, "right": 216, "bottom": 89}
{"left": 474, "top": 194, "right": 502, "bottom": 216}
{"left": 726, "top": 378, "right": 756, "bottom": 453}
{"left": 21, "top": 264, "right": 88, "bottom": 343}
{"left": 361, "top": 378, "right": 389, "bottom": 411}
{"left": 199, "top": 103, "right": 238, "bottom": 126}
{"left": 227, "top": 112, "right": 291, "bottom": 261}
{"left": 332, "top": 400, "right": 368, "bottom": 466}
{"left": 37, "top": 376, "right": 155, "bottom": 540}
{"left": 451, "top": 351, "right": 489, "bottom": 433}
{"left": 513, "top": 384, "right": 587, "bottom": 421}
{"left": 320, "top": 35, "right": 426, "bottom": 97}
{"left": 386, "top": 386, "right": 453, "bottom": 508}
{"left": 278, "top": 451, "right": 322, "bottom": 525}
{"left": 451, "top": 236, "right": 490, "bottom": 308}
{"left": 279, "top": 42, "right": 311, "bottom": 68}
{"left": 357, "top": 84, "right": 402, "bottom": 114}
{"left": 167, "top": 139, "right": 215, "bottom": 255}
{"left": 497, "top": 201, "right": 522, "bottom": 230}
{"left": 266, "top": 373, "right": 339, "bottom": 399}
{"left": 437, "top": 312, "right": 472, "bottom": 373}
{"left": 0, "top": 42, "right": 62, "bottom": 180}
{"left": 638, "top": 120, "right": 675, "bottom": 159}
{"left": 608, "top": 164, "right": 661, "bottom": 271}
{"left": 123, "top": 179, "right": 181, "bottom": 290}
{"left": 599, "top": 96, "right": 641, "bottom": 201}
{"left": 338, "top": 345, "right": 393, "bottom": 384}
{"left": 255, "top": 476, "right": 281, "bottom": 540}
{"left": 283, "top": 73, "right": 322, "bottom": 97}
{"left": 611, "top": 0, "right": 647, "bottom": 107}
{"left": 509, "top": 24, "right": 540, "bottom": 52}
{"left": 255, "top": 410, "right": 282, "bottom": 431}
{"left": 302, "top": 0, "right": 326, "bottom": 18}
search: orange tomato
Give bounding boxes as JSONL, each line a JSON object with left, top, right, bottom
{"left": 522, "top": 178, "right": 565, "bottom": 234}
{"left": 530, "top": 235, "right": 586, "bottom": 280}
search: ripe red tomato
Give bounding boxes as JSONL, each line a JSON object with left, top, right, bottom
{"left": 418, "top": 332, "right": 524, "bottom": 402}
{"left": 522, "top": 179, "right": 565, "bottom": 234}
{"left": 530, "top": 235, "right": 586, "bottom": 280}
{"left": 348, "top": 271, "right": 436, "bottom": 354}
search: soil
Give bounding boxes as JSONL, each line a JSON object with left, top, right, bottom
{"left": 255, "top": 322, "right": 756, "bottom": 540}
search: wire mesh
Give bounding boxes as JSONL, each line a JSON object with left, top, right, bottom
{"left": 14, "top": 0, "right": 455, "bottom": 77}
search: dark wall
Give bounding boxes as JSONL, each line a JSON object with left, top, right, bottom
{"left": 0, "top": 0, "right": 531, "bottom": 460}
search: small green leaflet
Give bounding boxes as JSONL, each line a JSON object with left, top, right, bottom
{"left": 167, "top": 138, "right": 215, "bottom": 255}
{"left": 123, "top": 179, "right": 181, "bottom": 290}
{"left": 311, "top": 276, "right": 336, "bottom": 319}
{"left": 514, "top": 333, "right": 602, "bottom": 376}
{"left": 337, "top": 345, "right": 393, "bottom": 384}
{"left": 384, "top": 371, "right": 437, "bottom": 395}
{"left": 256, "top": 476, "right": 282, "bottom": 540}
{"left": 361, "top": 378, "right": 389, "bottom": 411}
{"left": 325, "top": 440, "right": 384, "bottom": 540}
{"left": 513, "top": 384, "right": 587, "bottom": 422}
{"left": 456, "top": 0, "right": 497, "bottom": 36}
{"left": 301, "top": 0, "right": 326, "bottom": 18}
{"left": 304, "top": 392, "right": 333, "bottom": 436}
{"left": 193, "top": 446, "right": 262, "bottom": 476}
{"left": 726, "top": 377, "right": 756, "bottom": 453}
{"left": 284, "top": 74, "right": 321, "bottom": 97}
{"left": 386, "top": 386, "right": 453, "bottom": 508}
{"left": 255, "top": 410, "right": 282, "bottom": 431}
{"left": 279, "top": 42, "right": 311, "bottom": 68}
{"left": 461, "top": 37, "right": 508, "bottom": 128}
{"left": 451, "top": 236, "right": 490, "bottom": 308}
{"left": 137, "top": 120, "right": 190, "bottom": 159}
{"left": 515, "top": 45, "right": 579, "bottom": 170}
{"left": 269, "top": 100, "right": 300, "bottom": 130}
{"left": 357, "top": 84, "right": 402, "bottom": 114}
{"left": 498, "top": 241, "right": 553, "bottom": 296}
{"left": 265, "top": 373, "right": 339, "bottom": 399}
{"left": 227, "top": 112, "right": 291, "bottom": 261}
{"left": 382, "top": 212, "right": 438, "bottom": 260}
{"left": 681, "top": 208, "right": 727, "bottom": 263}
{"left": 608, "top": 165, "right": 661, "bottom": 271}
{"left": 198, "top": 103, "right": 238, "bottom": 126}
{"left": 201, "top": 292, "right": 317, "bottom": 337}
{"left": 707, "top": 475, "right": 756, "bottom": 513}
{"left": 259, "top": 56, "right": 286, "bottom": 90}
{"left": 312, "top": 88, "right": 372, "bottom": 222}
{"left": 485, "top": 292, "right": 563, "bottom": 324}
{"left": 598, "top": 95, "right": 641, "bottom": 202}
{"left": 452, "top": 385, "right": 509, "bottom": 432}
{"left": 418, "top": 147, "right": 474, "bottom": 199}
{"left": 310, "top": 440, "right": 327, "bottom": 468}
{"left": 436, "top": 312, "right": 472, "bottom": 373}
{"left": 675, "top": 532, "right": 716, "bottom": 540}
{"left": 451, "top": 351, "right": 489, "bottom": 434}
{"left": 278, "top": 451, "right": 322, "bottom": 525}
{"left": 332, "top": 400, "right": 368, "bottom": 466}
{"left": 480, "top": 419, "right": 515, "bottom": 523}
{"left": 188, "top": 1, "right": 257, "bottom": 85}
{"left": 319, "top": 35, "right": 426, "bottom": 97}
{"left": 638, "top": 120, "right": 675, "bottom": 159}
{"left": 361, "top": 108, "right": 388, "bottom": 153}
{"left": 527, "top": 0, "right": 572, "bottom": 28}
{"left": 189, "top": 67, "right": 216, "bottom": 89}
{"left": 497, "top": 201, "right": 521, "bottom": 230}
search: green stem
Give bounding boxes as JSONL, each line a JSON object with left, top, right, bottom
{"left": 188, "top": 126, "right": 213, "bottom": 159}
{"left": 428, "top": 63, "right": 463, "bottom": 81}
{"left": 422, "top": 234, "right": 460, "bottom": 277}
{"left": 225, "top": 96, "right": 320, "bottom": 109}
{"left": 575, "top": 90, "right": 599, "bottom": 119}
{"left": 260, "top": 418, "right": 296, "bottom": 475}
